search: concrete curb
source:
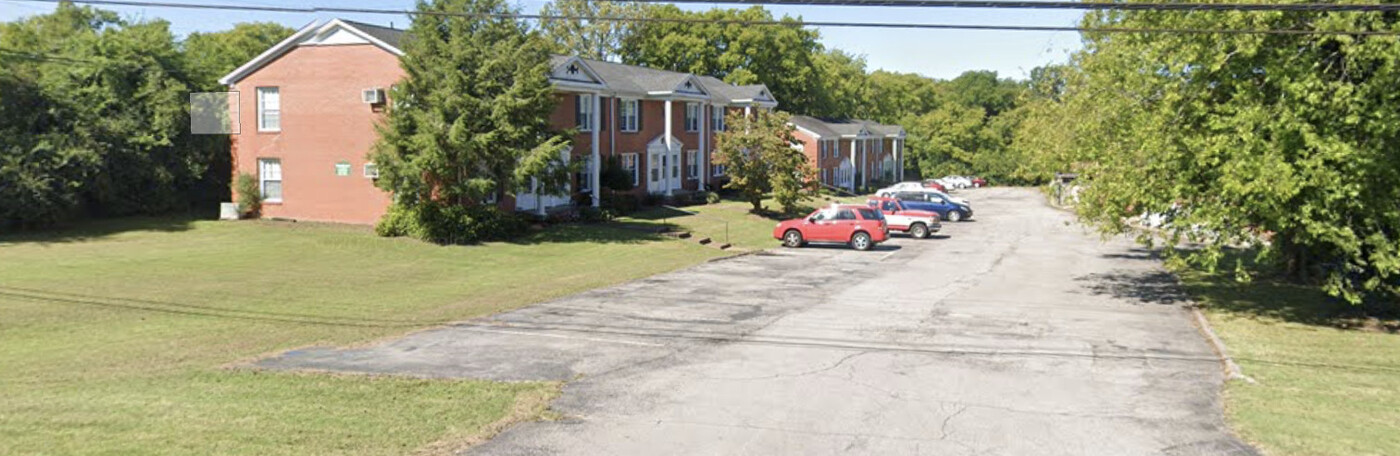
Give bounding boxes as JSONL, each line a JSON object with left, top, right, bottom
{"left": 1188, "top": 305, "right": 1256, "bottom": 384}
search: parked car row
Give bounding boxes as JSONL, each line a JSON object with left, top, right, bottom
{"left": 774, "top": 181, "right": 978, "bottom": 250}
{"left": 931, "top": 175, "right": 986, "bottom": 190}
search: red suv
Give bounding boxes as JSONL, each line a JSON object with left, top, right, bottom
{"left": 773, "top": 204, "right": 889, "bottom": 251}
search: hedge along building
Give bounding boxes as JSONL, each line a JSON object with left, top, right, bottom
{"left": 220, "top": 18, "right": 778, "bottom": 225}
{"left": 788, "top": 116, "right": 907, "bottom": 193}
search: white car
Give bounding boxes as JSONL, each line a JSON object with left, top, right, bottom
{"left": 874, "top": 181, "right": 927, "bottom": 196}
{"left": 942, "top": 176, "right": 973, "bottom": 189}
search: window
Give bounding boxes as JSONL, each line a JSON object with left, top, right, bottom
{"left": 256, "top": 87, "right": 280, "bottom": 131}
{"left": 579, "top": 155, "right": 593, "bottom": 192}
{"left": 687, "top": 150, "right": 700, "bottom": 179}
{"left": 258, "top": 158, "right": 282, "bottom": 202}
{"left": 576, "top": 94, "right": 594, "bottom": 131}
{"left": 834, "top": 209, "right": 857, "bottom": 220}
{"left": 711, "top": 162, "right": 726, "bottom": 177}
{"left": 711, "top": 106, "right": 725, "bottom": 131}
{"left": 820, "top": 168, "right": 827, "bottom": 184}
{"left": 881, "top": 201, "right": 897, "bottom": 212}
{"left": 622, "top": 153, "right": 639, "bottom": 186}
{"left": 685, "top": 103, "right": 701, "bottom": 132}
{"left": 619, "top": 99, "right": 639, "bottom": 132}
{"left": 364, "top": 163, "right": 379, "bottom": 178}
{"left": 334, "top": 161, "right": 351, "bottom": 176}
{"left": 857, "top": 208, "right": 882, "bottom": 220}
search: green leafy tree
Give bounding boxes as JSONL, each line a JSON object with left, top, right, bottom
{"left": 0, "top": 4, "right": 210, "bottom": 227}
{"left": 713, "top": 110, "right": 813, "bottom": 213}
{"left": 371, "top": 0, "right": 569, "bottom": 221}
{"left": 1022, "top": 9, "right": 1400, "bottom": 304}
{"left": 538, "top": 0, "right": 642, "bottom": 61}
{"left": 182, "top": 22, "right": 294, "bottom": 90}
{"left": 811, "top": 49, "right": 870, "bottom": 119}
{"left": 620, "top": 5, "right": 826, "bottom": 115}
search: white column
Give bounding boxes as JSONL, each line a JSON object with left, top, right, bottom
{"left": 851, "top": 139, "right": 862, "bottom": 188}
{"left": 700, "top": 103, "right": 708, "bottom": 190}
{"left": 664, "top": 99, "right": 673, "bottom": 196}
{"left": 895, "top": 137, "right": 903, "bottom": 181}
{"left": 744, "top": 105, "right": 751, "bottom": 117}
{"left": 848, "top": 139, "right": 857, "bottom": 192}
{"left": 591, "top": 93, "right": 601, "bottom": 208}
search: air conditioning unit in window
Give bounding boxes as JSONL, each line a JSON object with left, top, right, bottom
{"left": 361, "top": 88, "right": 385, "bottom": 104}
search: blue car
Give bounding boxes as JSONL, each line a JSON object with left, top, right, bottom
{"left": 893, "top": 191, "right": 974, "bottom": 222}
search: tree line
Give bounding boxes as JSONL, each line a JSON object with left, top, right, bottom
{"left": 1009, "top": 10, "right": 1400, "bottom": 306}
{"left": 0, "top": 3, "right": 292, "bottom": 229}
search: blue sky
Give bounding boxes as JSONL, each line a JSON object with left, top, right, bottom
{"left": 1, "top": 0, "right": 1084, "bottom": 80}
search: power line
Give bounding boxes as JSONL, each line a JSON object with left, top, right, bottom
{"left": 629, "top": 0, "right": 1400, "bottom": 12}
{"left": 14, "top": 0, "right": 1400, "bottom": 36}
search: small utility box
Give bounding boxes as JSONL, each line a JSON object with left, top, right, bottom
{"left": 219, "top": 203, "right": 240, "bottom": 220}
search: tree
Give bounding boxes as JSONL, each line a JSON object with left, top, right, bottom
{"left": 901, "top": 104, "right": 986, "bottom": 179}
{"left": 1019, "top": 9, "right": 1400, "bottom": 305}
{"left": 0, "top": 4, "right": 209, "bottom": 227}
{"left": 538, "top": 0, "right": 642, "bottom": 61}
{"left": 810, "top": 49, "right": 870, "bottom": 119}
{"left": 369, "top": 0, "right": 569, "bottom": 242}
{"left": 182, "top": 22, "right": 294, "bottom": 90}
{"left": 713, "top": 110, "right": 814, "bottom": 213}
{"left": 620, "top": 5, "right": 826, "bottom": 115}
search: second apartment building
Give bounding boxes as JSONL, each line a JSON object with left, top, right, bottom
{"left": 790, "top": 116, "right": 907, "bottom": 192}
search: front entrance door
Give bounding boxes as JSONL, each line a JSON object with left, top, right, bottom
{"left": 646, "top": 141, "right": 683, "bottom": 194}
{"left": 648, "top": 150, "right": 664, "bottom": 193}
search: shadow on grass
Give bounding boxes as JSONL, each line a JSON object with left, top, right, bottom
{"left": 0, "top": 216, "right": 197, "bottom": 245}
{"left": 509, "top": 222, "right": 670, "bottom": 246}
{"left": 1084, "top": 247, "right": 1398, "bottom": 332}
{"left": 1180, "top": 271, "right": 1399, "bottom": 333}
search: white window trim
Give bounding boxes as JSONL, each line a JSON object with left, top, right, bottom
{"left": 685, "top": 103, "right": 700, "bottom": 132}
{"left": 363, "top": 162, "right": 379, "bottom": 178}
{"left": 620, "top": 99, "right": 639, "bottom": 132}
{"left": 687, "top": 150, "right": 700, "bottom": 179}
{"left": 256, "top": 87, "right": 280, "bottom": 132}
{"left": 577, "top": 94, "right": 594, "bottom": 132}
{"left": 712, "top": 162, "right": 726, "bottom": 177}
{"left": 623, "top": 153, "right": 639, "bottom": 186}
{"left": 258, "top": 158, "right": 282, "bottom": 203}
{"left": 579, "top": 155, "right": 594, "bottom": 191}
{"left": 711, "top": 106, "right": 725, "bottom": 131}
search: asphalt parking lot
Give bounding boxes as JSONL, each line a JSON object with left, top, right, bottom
{"left": 258, "top": 187, "right": 1255, "bottom": 455}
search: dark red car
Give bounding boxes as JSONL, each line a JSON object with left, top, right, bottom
{"left": 773, "top": 204, "right": 889, "bottom": 251}
{"left": 921, "top": 180, "right": 948, "bottom": 192}
{"left": 970, "top": 177, "right": 987, "bottom": 188}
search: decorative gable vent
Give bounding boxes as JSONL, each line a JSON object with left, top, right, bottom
{"left": 361, "top": 87, "right": 385, "bottom": 104}
{"left": 567, "top": 64, "right": 579, "bottom": 75}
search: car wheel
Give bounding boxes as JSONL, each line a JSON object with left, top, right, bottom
{"left": 946, "top": 210, "right": 963, "bottom": 222}
{"left": 782, "top": 229, "right": 804, "bottom": 248}
{"left": 850, "top": 232, "right": 873, "bottom": 251}
{"left": 910, "top": 223, "right": 929, "bottom": 239}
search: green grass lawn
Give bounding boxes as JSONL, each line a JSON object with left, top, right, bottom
{"left": 1177, "top": 269, "right": 1400, "bottom": 456}
{"left": 0, "top": 218, "right": 725, "bottom": 455}
{"left": 620, "top": 193, "right": 861, "bottom": 251}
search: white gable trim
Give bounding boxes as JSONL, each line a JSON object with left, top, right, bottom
{"left": 218, "top": 19, "right": 403, "bottom": 86}
{"left": 549, "top": 56, "right": 607, "bottom": 90}
{"left": 647, "top": 134, "right": 685, "bottom": 148}
{"left": 791, "top": 124, "right": 823, "bottom": 139}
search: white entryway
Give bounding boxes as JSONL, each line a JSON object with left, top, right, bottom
{"left": 647, "top": 135, "right": 683, "bottom": 194}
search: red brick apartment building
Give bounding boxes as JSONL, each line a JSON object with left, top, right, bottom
{"left": 789, "top": 116, "right": 907, "bottom": 193}
{"left": 220, "top": 19, "right": 778, "bottom": 224}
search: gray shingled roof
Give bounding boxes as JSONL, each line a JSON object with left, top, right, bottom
{"left": 791, "top": 116, "right": 905, "bottom": 138}
{"left": 790, "top": 115, "right": 839, "bottom": 138}
{"left": 343, "top": 20, "right": 404, "bottom": 48}
{"left": 580, "top": 58, "right": 695, "bottom": 96}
